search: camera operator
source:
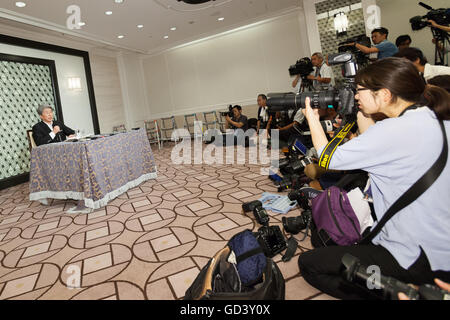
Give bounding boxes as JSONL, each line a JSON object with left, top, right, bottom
{"left": 298, "top": 57, "right": 450, "bottom": 300}
{"left": 225, "top": 105, "right": 248, "bottom": 131}
{"left": 306, "top": 53, "right": 335, "bottom": 91}
{"left": 395, "top": 47, "right": 450, "bottom": 81}
{"left": 344, "top": 27, "right": 398, "bottom": 60}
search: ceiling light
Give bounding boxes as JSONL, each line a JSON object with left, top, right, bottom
{"left": 218, "top": 17, "right": 225, "bottom": 21}
{"left": 15, "top": 2, "right": 26, "bottom": 7}
{"left": 170, "top": 27, "right": 177, "bottom": 31}
{"left": 114, "top": 0, "right": 124, "bottom": 3}
{"left": 78, "top": 22, "right": 86, "bottom": 26}
{"left": 163, "top": 35, "right": 169, "bottom": 39}
{"left": 137, "top": 24, "right": 144, "bottom": 29}
{"left": 118, "top": 35, "right": 124, "bottom": 39}
{"left": 105, "top": 11, "right": 113, "bottom": 15}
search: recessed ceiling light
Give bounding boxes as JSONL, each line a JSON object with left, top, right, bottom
{"left": 115, "top": 0, "right": 124, "bottom": 3}
{"left": 105, "top": 11, "right": 113, "bottom": 15}
{"left": 163, "top": 35, "right": 169, "bottom": 39}
{"left": 15, "top": 2, "right": 26, "bottom": 7}
{"left": 170, "top": 27, "right": 177, "bottom": 31}
{"left": 137, "top": 24, "right": 144, "bottom": 29}
{"left": 118, "top": 35, "right": 124, "bottom": 39}
{"left": 218, "top": 17, "right": 225, "bottom": 21}
{"left": 78, "top": 22, "right": 86, "bottom": 26}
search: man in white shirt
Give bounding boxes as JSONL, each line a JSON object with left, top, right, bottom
{"left": 306, "top": 53, "right": 335, "bottom": 91}
{"left": 395, "top": 47, "right": 450, "bottom": 82}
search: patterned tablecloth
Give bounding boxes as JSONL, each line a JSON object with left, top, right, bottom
{"left": 29, "top": 128, "right": 158, "bottom": 209}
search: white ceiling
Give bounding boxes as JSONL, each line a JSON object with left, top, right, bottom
{"left": 0, "top": 0, "right": 302, "bottom": 54}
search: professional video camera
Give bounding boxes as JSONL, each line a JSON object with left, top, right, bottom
{"left": 338, "top": 34, "right": 372, "bottom": 66}
{"left": 342, "top": 254, "right": 450, "bottom": 300}
{"left": 220, "top": 105, "right": 234, "bottom": 118}
{"left": 268, "top": 52, "right": 359, "bottom": 127}
{"left": 410, "top": 2, "right": 449, "bottom": 65}
{"left": 410, "top": 2, "right": 450, "bottom": 31}
{"left": 242, "top": 200, "right": 287, "bottom": 258}
{"left": 289, "top": 57, "right": 314, "bottom": 77}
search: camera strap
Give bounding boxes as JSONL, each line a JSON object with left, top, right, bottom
{"left": 360, "top": 118, "right": 447, "bottom": 244}
{"left": 282, "top": 237, "right": 298, "bottom": 262}
{"left": 318, "top": 121, "right": 356, "bottom": 170}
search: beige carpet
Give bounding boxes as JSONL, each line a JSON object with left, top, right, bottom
{"left": 0, "top": 143, "right": 336, "bottom": 300}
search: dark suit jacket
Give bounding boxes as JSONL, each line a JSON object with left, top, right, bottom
{"left": 32, "top": 120, "right": 75, "bottom": 146}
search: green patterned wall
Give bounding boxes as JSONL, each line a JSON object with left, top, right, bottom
{"left": 0, "top": 59, "right": 57, "bottom": 180}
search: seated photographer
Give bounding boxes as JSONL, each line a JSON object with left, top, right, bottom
{"left": 395, "top": 47, "right": 450, "bottom": 82}
{"left": 395, "top": 35, "right": 412, "bottom": 50}
{"left": 298, "top": 57, "right": 450, "bottom": 300}
{"left": 306, "top": 53, "right": 335, "bottom": 91}
{"left": 345, "top": 27, "right": 398, "bottom": 60}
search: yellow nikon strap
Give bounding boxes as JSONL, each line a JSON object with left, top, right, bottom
{"left": 318, "top": 121, "right": 356, "bottom": 170}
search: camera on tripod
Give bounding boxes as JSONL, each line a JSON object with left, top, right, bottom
{"left": 342, "top": 254, "right": 450, "bottom": 300}
{"left": 410, "top": 2, "right": 450, "bottom": 31}
{"left": 242, "top": 200, "right": 287, "bottom": 258}
{"left": 289, "top": 57, "right": 314, "bottom": 78}
{"left": 338, "top": 34, "right": 372, "bottom": 66}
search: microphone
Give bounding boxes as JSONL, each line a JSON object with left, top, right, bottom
{"left": 418, "top": 2, "right": 433, "bottom": 11}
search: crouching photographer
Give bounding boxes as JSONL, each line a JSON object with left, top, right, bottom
{"left": 297, "top": 57, "right": 450, "bottom": 300}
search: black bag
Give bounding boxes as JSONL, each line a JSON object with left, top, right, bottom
{"left": 184, "top": 231, "right": 285, "bottom": 300}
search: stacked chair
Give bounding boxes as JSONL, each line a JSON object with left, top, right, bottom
{"left": 144, "top": 120, "right": 162, "bottom": 150}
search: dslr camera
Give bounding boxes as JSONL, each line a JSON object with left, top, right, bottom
{"left": 220, "top": 105, "right": 234, "bottom": 118}
{"left": 242, "top": 200, "right": 287, "bottom": 258}
{"left": 268, "top": 52, "right": 359, "bottom": 127}
{"left": 342, "top": 254, "right": 450, "bottom": 300}
{"left": 338, "top": 34, "right": 372, "bottom": 66}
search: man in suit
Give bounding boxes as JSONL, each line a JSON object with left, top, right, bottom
{"left": 32, "top": 104, "right": 76, "bottom": 146}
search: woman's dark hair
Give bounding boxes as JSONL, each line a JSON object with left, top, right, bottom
{"left": 394, "top": 47, "right": 428, "bottom": 66}
{"left": 356, "top": 57, "right": 450, "bottom": 120}
{"left": 427, "top": 75, "right": 450, "bottom": 93}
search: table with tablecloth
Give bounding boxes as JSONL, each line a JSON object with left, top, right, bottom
{"left": 29, "top": 128, "right": 158, "bottom": 209}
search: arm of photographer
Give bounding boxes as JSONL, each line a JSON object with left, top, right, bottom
{"left": 303, "top": 97, "right": 383, "bottom": 172}
{"left": 346, "top": 42, "right": 379, "bottom": 55}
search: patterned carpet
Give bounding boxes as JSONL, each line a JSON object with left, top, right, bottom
{"left": 0, "top": 143, "right": 336, "bottom": 300}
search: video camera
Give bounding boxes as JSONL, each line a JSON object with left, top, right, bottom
{"left": 289, "top": 57, "right": 314, "bottom": 78}
{"left": 242, "top": 200, "right": 287, "bottom": 258}
{"left": 410, "top": 2, "right": 450, "bottom": 31}
{"left": 342, "top": 254, "right": 450, "bottom": 300}
{"left": 338, "top": 34, "right": 372, "bottom": 66}
{"left": 268, "top": 52, "right": 359, "bottom": 126}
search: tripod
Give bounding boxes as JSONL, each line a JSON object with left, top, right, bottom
{"left": 299, "top": 77, "right": 314, "bottom": 93}
{"left": 431, "top": 27, "right": 449, "bottom": 66}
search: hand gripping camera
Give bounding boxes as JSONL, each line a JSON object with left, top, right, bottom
{"left": 342, "top": 254, "right": 450, "bottom": 300}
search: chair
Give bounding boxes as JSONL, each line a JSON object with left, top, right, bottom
{"left": 160, "top": 116, "right": 179, "bottom": 147}
{"left": 144, "top": 120, "right": 161, "bottom": 150}
{"left": 184, "top": 113, "right": 200, "bottom": 139}
{"left": 112, "top": 124, "right": 126, "bottom": 133}
{"left": 202, "top": 111, "right": 219, "bottom": 131}
{"left": 217, "top": 111, "right": 228, "bottom": 132}
{"left": 26, "top": 130, "right": 37, "bottom": 150}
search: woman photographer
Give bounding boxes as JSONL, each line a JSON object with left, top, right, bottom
{"left": 298, "top": 57, "right": 450, "bottom": 300}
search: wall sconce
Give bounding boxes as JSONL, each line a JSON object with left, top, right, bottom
{"left": 68, "top": 77, "right": 82, "bottom": 90}
{"left": 334, "top": 12, "right": 348, "bottom": 37}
